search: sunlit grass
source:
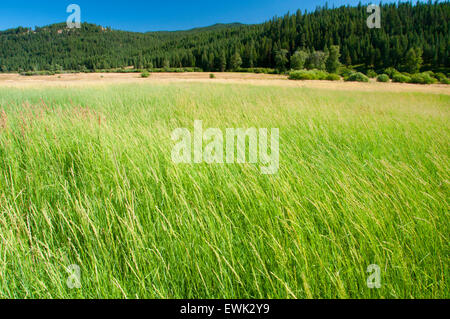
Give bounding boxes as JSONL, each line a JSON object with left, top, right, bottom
{"left": 0, "top": 83, "right": 448, "bottom": 298}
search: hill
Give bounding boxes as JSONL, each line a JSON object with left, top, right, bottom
{"left": 0, "top": 2, "right": 448, "bottom": 73}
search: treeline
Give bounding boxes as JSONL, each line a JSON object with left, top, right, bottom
{"left": 0, "top": 1, "right": 448, "bottom": 73}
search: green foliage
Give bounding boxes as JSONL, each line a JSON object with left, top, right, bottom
{"left": 230, "top": 52, "right": 242, "bottom": 70}
{"left": 366, "top": 69, "right": 378, "bottom": 78}
{"left": 290, "top": 50, "right": 308, "bottom": 70}
{"left": 146, "top": 67, "right": 202, "bottom": 73}
{"left": 289, "top": 69, "right": 338, "bottom": 81}
{"left": 325, "top": 73, "right": 341, "bottom": 81}
{"left": 403, "top": 48, "right": 423, "bottom": 74}
{"left": 209, "top": 73, "right": 216, "bottom": 79}
{"left": 236, "top": 67, "right": 276, "bottom": 74}
{"left": 325, "top": 46, "right": 341, "bottom": 74}
{"left": 345, "top": 72, "right": 369, "bottom": 82}
{"left": 141, "top": 71, "right": 150, "bottom": 78}
{"left": 20, "top": 70, "right": 56, "bottom": 76}
{"left": 162, "top": 59, "right": 170, "bottom": 69}
{"left": 392, "top": 73, "right": 412, "bottom": 83}
{"left": 435, "top": 72, "right": 450, "bottom": 84}
{"left": 275, "top": 49, "right": 289, "bottom": 72}
{"left": 384, "top": 67, "right": 399, "bottom": 79}
{"left": 338, "top": 67, "right": 355, "bottom": 78}
{"left": 410, "top": 72, "right": 438, "bottom": 84}
{"left": 218, "top": 52, "right": 227, "bottom": 72}
{"left": 306, "top": 50, "right": 328, "bottom": 70}
{"left": 376, "top": 74, "right": 390, "bottom": 82}
{"left": 289, "top": 70, "right": 313, "bottom": 80}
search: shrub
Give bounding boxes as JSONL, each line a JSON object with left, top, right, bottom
{"left": 325, "top": 73, "right": 341, "bottom": 81}
{"left": 289, "top": 70, "right": 341, "bottom": 81}
{"left": 439, "top": 77, "right": 450, "bottom": 84}
{"left": 345, "top": 72, "right": 369, "bottom": 82}
{"left": 384, "top": 67, "right": 399, "bottom": 78}
{"left": 141, "top": 71, "right": 150, "bottom": 78}
{"left": 434, "top": 72, "right": 450, "bottom": 84}
{"left": 311, "top": 69, "right": 328, "bottom": 80}
{"left": 366, "top": 69, "right": 378, "bottom": 78}
{"left": 410, "top": 72, "right": 438, "bottom": 84}
{"left": 290, "top": 50, "right": 308, "bottom": 70}
{"left": 289, "top": 69, "right": 328, "bottom": 80}
{"left": 338, "top": 67, "right": 354, "bottom": 78}
{"left": 392, "top": 73, "right": 411, "bottom": 83}
{"left": 146, "top": 67, "right": 202, "bottom": 73}
{"left": 20, "top": 70, "right": 56, "bottom": 76}
{"left": 376, "top": 74, "right": 390, "bottom": 82}
{"left": 289, "top": 70, "right": 315, "bottom": 80}
{"left": 235, "top": 67, "right": 276, "bottom": 74}
{"left": 209, "top": 73, "right": 216, "bottom": 79}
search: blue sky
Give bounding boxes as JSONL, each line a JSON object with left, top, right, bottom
{"left": 0, "top": 0, "right": 410, "bottom": 32}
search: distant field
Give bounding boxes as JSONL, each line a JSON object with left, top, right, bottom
{"left": 0, "top": 82, "right": 448, "bottom": 298}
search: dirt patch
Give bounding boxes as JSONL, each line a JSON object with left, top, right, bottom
{"left": 0, "top": 72, "right": 449, "bottom": 95}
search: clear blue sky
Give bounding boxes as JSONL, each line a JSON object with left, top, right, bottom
{"left": 0, "top": 0, "right": 410, "bottom": 32}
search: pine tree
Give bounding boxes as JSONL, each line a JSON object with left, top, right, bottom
{"left": 404, "top": 47, "right": 423, "bottom": 73}
{"left": 326, "top": 45, "right": 341, "bottom": 73}
{"left": 230, "top": 52, "right": 243, "bottom": 70}
{"left": 290, "top": 50, "right": 308, "bottom": 70}
{"left": 219, "top": 52, "right": 227, "bottom": 72}
{"left": 275, "top": 49, "right": 289, "bottom": 72}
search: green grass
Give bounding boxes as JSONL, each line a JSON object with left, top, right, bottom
{"left": 0, "top": 83, "right": 448, "bottom": 298}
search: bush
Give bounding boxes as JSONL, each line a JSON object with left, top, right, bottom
{"left": 435, "top": 72, "right": 450, "bottom": 84}
{"left": 289, "top": 69, "right": 328, "bottom": 80}
{"left": 236, "top": 67, "right": 276, "bottom": 74}
{"left": 289, "top": 70, "right": 316, "bottom": 80}
{"left": 209, "top": 73, "right": 216, "bottom": 79}
{"left": 440, "top": 78, "right": 450, "bottom": 85}
{"left": 384, "top": 67, "right": 399, "bottom": 78}
{"left": 410, "top": 72, "right": 438, "bottom": 84}
{"left": 345, "top": 72, "right": 369, "bottom": 82}
{"left": 392, "top": 73, "right": 411, "bottom": 83}
{"left": 366, "top": 69, "right": 378, "bottom": 78}
{"left": 289, "top": 70, "right": 341, "bottom": 81}
{"left": 338, "top": 66, "right": 355, "bottom": 78}
{"left": 20, "top": 70, "right": 56, "bottom": 76}
{"left": 134, "top": 67, "right": 203, "bottom": 73}
{"left": 141, "top": 71, "right": 150, "bottom": 78}
{"left": 325, "top": 73, "right": 341, "bottom": 81}
{"left": 376, "top": 74, "right": 390, "bottom": 82}
{"left": 311, "top": 69, "right": 328, "bottom": 80}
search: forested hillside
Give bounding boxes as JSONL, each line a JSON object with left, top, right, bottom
{"left": 0, "top": 1, "right": 448, "bottom": 73}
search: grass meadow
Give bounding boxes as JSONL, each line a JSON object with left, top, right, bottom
{"left": 0, "top": 82, "right": 448, "bottom": 298}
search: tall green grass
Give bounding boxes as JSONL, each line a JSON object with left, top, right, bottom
{"left": 0, "top": 83, "right": 448, "bottom": 298}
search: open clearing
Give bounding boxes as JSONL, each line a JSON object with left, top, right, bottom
{"left": 1, "top": 72, "right": 450, "bottom": 95}
{"left": 0, "top": 81, "right": 448, "bottom": 298}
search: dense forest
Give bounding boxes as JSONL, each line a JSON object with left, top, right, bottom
{"left": 0, "top": 1, "right": 448, "bottom": 73}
